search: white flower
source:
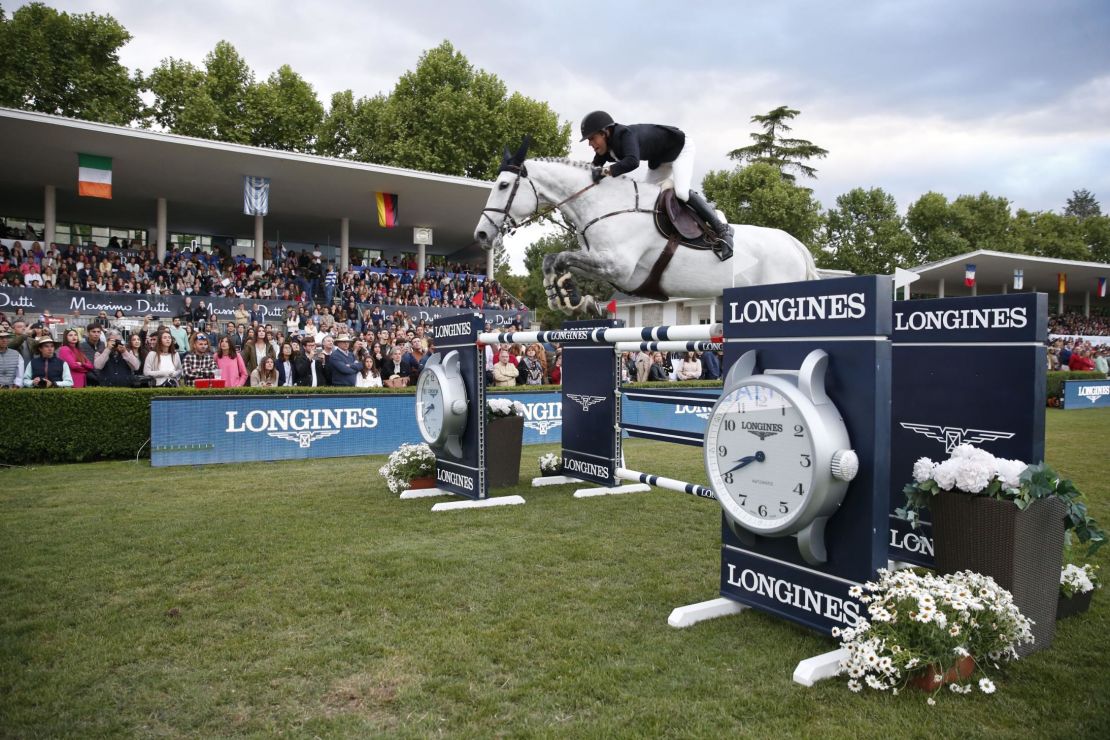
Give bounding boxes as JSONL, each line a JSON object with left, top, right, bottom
{"left": 954, "top": 458, "right": 994, "bottom": 493}
{"left": 913, "top": 457, "right": 936, "bottom": 483}
{"left": 933, "top": 459, "right": 961, "bottom": 490}
{"left": 979, "top": 678, "right": 996, "bottom": 694}
{"left": 995, "top": 458, "right": 1027, "bottom": 489}
{"left": 927, "top": 697, "right": 936, "bottom": 706}
{"left": 848, "top": 585, "right": 863, "bottom": 598}
{"left": 847, "top": 679, "right": 862, "bottom": 693}
{"left": 953, "top": 646, "right": 969, "bottom": 657}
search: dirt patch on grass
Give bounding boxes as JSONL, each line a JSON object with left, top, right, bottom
{"left": 321, "top": 657, "right": 415, "bottom": 727}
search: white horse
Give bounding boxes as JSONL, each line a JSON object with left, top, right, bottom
{"left": 474, "top": 144, "right": 819, "bottom": 316}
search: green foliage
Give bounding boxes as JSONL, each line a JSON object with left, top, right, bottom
{"left": 519, "top": 231, "right": 613, "bottom": 327}
{"left": 1082, "top": 215, "right": 1110, "bottom": 263}
{"left": 819, "top": 187, "right": 914, "bottom": 274}
{"left": 701, "top": 163, "right": 823, "bottom": 247}
{"left": 248, "top": 65, "right": 324, "bottom": 152}
{"left": 727, "top": 105, "right": 828, "bottom": 182}
{"left": 906, "top": 191, "right": 969, "bottom": 263}
{"left": 0, "top": 2, "right": 142, "bottom": 125}
{"left": 949, "top": 192, "right": 1018, "bottom": 253}
{"left": 0, "top": 386, "right": 417, "bottom": 465}
{"left": 1065, "top": 188, "right": 1102, "bottom": 220}
{"left": 320, "top": 42, "right": 570, "bottom": 178}
{"left": 1019, "top": 463, "right": 1106, "bottom": 554}
{"left": 1012, "top": 210, "right": 1090, "bottom": 260}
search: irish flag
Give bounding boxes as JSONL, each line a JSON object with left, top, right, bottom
{"left": 78, "top": 154, "right": 112, "bottom": 199}
{"left": 376, "top": 192, "right": 398, "bottom": 228}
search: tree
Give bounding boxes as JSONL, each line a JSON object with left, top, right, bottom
{"left": 316, "top": 90, "right": 360, "bottom": 159}
{"left": 702, "top": 163, "right": 823, "bottom": 248}
{"left": 727, "top": 106, "right": 828, "bottom": 181}
{"left": 249, "top": 65, "right": 324, "bottom": 152}
{"left": 323, "top": 42, "right": 570, "bottom": 177}
{"left": 820, "top": 188, "right": 913, "bottom": 274}
{"left": 1011, "top": 210, "right": 1090, "bottom": 261}
{"left": 905, "top": 192, "right": 968, "bottom": 264}
{"left": 519, "top": 231, "right": 612, "bottom": 328}
{"left": 948, "top": 193, "right": 1018, "bottom": 253}
{"left": 145, "top": 58, "right": 219, "bottom": 138}
{"left": 146, "top": 41, "right": 257, "bottom": 143}
{"left": 0, "top": 2, "right": 142, "bottom": 125}
{"left": 1064, "top": 189, "right": 1102, "bottom": 220}
{"left": 1084, "top": 216, "right": 1110, "bottom": 264}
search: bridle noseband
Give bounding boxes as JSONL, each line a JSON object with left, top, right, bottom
{"left": 480, "top": 164, "right": 540, "bottom": 239}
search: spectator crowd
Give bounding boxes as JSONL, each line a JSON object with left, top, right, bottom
{"left": 0, "top": 238, "right": 523, "bottom": 312}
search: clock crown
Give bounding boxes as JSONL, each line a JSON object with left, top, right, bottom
{"left": 831, "top": 449, "right": 859, "bottom": 482}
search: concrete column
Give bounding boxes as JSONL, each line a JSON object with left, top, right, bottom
{"left": 340, "top": 217, "right": 350, "bottom": 272}
{"left": 1002, "top": 282, "right": 1008, "bottom": 294}
{"left": 1058, "top": 291, "right": 1064, "bottom": 315}
{"left": 254, "top": 214, "right": 264, "bottom": 263}
{"left": 43, "top": 185, "right": 56, "bottom": 246}
{"left": 1084, "top": 291, "right": 1090, "bottom": 316}
{"left": 156, "top": 197, "right": 167, "bottom": 262}
{"left": 971, "top": 281, "right": 977, "bottom": 297}
{"left": 417, "top": 243, "right": 426, "bottom": 278}
{"left": 487, "top": 243, "right": 496, "bottom": 279}
{"left": 938, "top": 278, "right": 945, "bottom": 298}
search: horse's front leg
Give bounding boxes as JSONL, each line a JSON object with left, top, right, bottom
{"left": 545, "top": 250, "right": 623, "bottom": 317}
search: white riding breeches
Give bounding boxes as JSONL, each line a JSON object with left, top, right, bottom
{"left": 642, "top": 138, "right": 695, "bottom": 201}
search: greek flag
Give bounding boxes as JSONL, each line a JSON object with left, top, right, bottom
{"left": 243, "top": 176, "right": 270, "bottom": 216}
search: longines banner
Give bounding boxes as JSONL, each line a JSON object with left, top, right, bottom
{"left": 1062, "top": 379, "right": 1110, "bottom": 409}
{"left": 150, "top": 388, "right": 722, "bottom": 467}
{"left": 0, "top": 285, "right": 530, "bottom": 327}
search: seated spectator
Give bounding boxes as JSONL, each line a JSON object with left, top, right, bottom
{"left": 293, "top": 336, "right": 327, "bottom": 387}
{"left": 549, "top": 354, "right": 562, "bottom": 385}
{"left": 92, "top": 330, "right": 138, "bottom": 387}
{"left": 491, "top": 348, "right": 517, "bottom": 387}
{"left": 143, "top": 329, "right": 182, "bottom": 387}
{"left": 356, "top": 350, "right": 382, "bottom": 388}
{"left": 701, "top": 349, "right": 722, "bottom": 380}
{"left": 0, "top": 328, "right": 26, "bottom": 387}
{"left": 518, "top": 343, "right": 545, "bottom": 385}
{"left": 250, "top": 356, "right": 279, "bottom": 387}
{"left": 276, "top": 342, "right": 296, "bottom": 387}
{"left": 182, "top": 333, "right": 218, "bottom": 386}
{"left": 647, "top": 352, "right": 669, "bottom": 382}
{"left": 1069, "top": 346, "right": 1096, "bottom": 372}
{"left": 380, "top": 346, "right": 413, "bottom": 388}
{"left": 214, "top": 336, "right": 248, "bottom": 387}
{"left": 677, "top": 351, "right": 703, "bottom": 381}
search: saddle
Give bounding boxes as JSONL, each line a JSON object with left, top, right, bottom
{"left": 626, "top": 189, "right": 715, "bottom": 302}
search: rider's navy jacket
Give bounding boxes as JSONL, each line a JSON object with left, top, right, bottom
{"left": 592, "top": 123, "right": 686, "bottom": 177}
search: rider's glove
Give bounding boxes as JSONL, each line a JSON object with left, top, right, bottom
{"left": 591, "top": 166, "right": 605, "bottom": 184}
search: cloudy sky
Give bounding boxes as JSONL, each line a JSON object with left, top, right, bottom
{"left": 24, "top": 0, "right": 1110, "bottom": 266}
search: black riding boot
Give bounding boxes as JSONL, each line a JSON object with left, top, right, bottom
{"left": 686, "top": 191, "right": 734, "bottom": 261}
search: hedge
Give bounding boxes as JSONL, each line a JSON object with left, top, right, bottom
{"left": 1047, "top": 370, "right": 1106, "bottom": 401}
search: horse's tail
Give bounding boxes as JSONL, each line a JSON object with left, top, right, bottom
{"left": 791, "top": 234, "right": 821, "bottom": 280}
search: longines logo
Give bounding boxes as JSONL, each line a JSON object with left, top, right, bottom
{"left": 268, "top": 430, "right": 341, "bottom": 448}
{"left": 899, "top": 422, "right": 1014, "bottom": 453}
{"left": 743, "top": 421, "right": 783, "bottom": 441}
{"left": 226, "top": 408, "right": 378, "bottom": 448}
{"left": 1078, "top": 385, "right": 1109, "bottom": 403}
{"left": 519, "top": 400, "right": 562, "bottom": 436}
{"left": 567, "top": 394, "right": 605, "bottom": 412}
{"left": 675, "top": 405, "right": 710, "bottom": 420}
{"left": 728, "top": 292, "right": 866, "bottom": 324}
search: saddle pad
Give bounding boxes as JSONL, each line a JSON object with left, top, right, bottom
{"left": 656, "top": 189, "right": 705, "bottom": 240}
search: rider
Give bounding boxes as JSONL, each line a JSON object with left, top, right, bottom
{"left": 580, "top": 110, "right": 734, "bottom": 261}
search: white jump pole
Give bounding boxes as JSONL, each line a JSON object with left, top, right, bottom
{"left": 478, "top": 323, "right": 723, "bottom": 347}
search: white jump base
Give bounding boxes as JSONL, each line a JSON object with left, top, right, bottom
{"left": 573, "top": 483, "right": 652, "bottom": 498}
{"left": 431, "top": 495, "right": 526, "bottom": 512}
{"left": 532, "top": 475, "right": 578, "bottom": 487}
{"left": 399, "top": 487, "right": 452, "bottom": 499}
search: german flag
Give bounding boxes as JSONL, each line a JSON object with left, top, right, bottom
{"left": 376, "top": 192, "right": 398, "bottom": 228}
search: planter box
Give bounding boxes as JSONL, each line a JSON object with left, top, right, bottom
{"left": 908, "top": 655, "right": 975, "bottom": 693}
{"left": 486, "top": 415, "right": 524, "bottom": 489}
{"left": 931, "top": 492, "right": 1067, "bottom": 656}
{"left": 1057, "top": 590, "right": 1094, "bottom": 620}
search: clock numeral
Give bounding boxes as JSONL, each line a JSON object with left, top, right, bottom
{"left": 723, "top": 472, "right": 734, "bottom": 485}
{"left": 793, "top": 483, "right": 804, "bottom": 495}
{"left": 717, "top": 445, "right": 728, "bottom": 457}
{"left": 723, "top": 419, "right": 736, "bottom": 432}
{"left": 737, "top": 494, "right": 747, "bottom": 505}
{"left": 794, "top": 424, "right": 805, "bottom": 437}
{"left": 758, "top": 504, "right": 768, "bottom": 517}
{"left": 779, "top": 502, "right": 789, "bottom": 514}
{"left": 800, "top": 454, "right": 811, "bottom": 468}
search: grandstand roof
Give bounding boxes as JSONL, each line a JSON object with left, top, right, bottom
{"left": 0, "top": 108, "right": 493, "bottom": 258}
{"left": 910, "top": 249, "right": 1109, "bottom": 305}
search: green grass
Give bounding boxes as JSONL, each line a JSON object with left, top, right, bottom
{"left": 2, "top": 409, "right": 1108, "bottom": 737}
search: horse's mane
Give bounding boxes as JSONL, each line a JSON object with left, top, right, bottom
{"left": 529, "top": 157, "right": 593, "bottom": 170}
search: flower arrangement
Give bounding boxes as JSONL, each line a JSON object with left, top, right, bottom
{"left": 898, "top": 444, "right": 1105, "bottom": 554}
{"left": 487, "top": 398, "right": 526, "bottom": 420}
{"left": 837, "top": 568, "right": 1033, "bottom": 700}
{"left": 538, "top": 452, "right": 561, "bottom": 474}
{"left": 1060, "top": 563, "right": 1101, "bottom": 598}
{"left": 377, "top": 443, "right": 436, "bottom": 494}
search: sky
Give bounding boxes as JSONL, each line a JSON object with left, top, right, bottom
{"left": 21, "top": 0, "right": 1110, "bottom": 271}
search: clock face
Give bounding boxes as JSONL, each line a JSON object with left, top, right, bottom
{"left": 705, "top": 381, "right": 817, "bottom": 533}
{"left": 417, "top": 370, "right": 445, "bottom": 443}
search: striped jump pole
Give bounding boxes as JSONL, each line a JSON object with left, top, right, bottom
{"left": 612, "top": 341, "right": 722, "bottom": 353}
{"left": 478, "top": 323, "right": 723, "bottom": 347}
{"left": 615, "top": 468, "right": 717, "bottom": 500}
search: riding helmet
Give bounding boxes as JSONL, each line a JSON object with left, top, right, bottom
{"left": 580, "top": 110, "right": 615, "bottom": 141}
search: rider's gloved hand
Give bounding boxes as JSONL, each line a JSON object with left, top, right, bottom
{"left": 591, "top": 166, "right": 606, "bottom": 184}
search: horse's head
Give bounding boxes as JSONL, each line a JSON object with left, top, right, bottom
{"left": 474, "top": 136, "right": 539, "bottom": 250}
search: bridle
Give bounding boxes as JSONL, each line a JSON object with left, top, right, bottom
{"left": 480, "top": 163, "right": 603, "bottom": 242}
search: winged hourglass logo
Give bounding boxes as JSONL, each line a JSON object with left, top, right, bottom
{"left": 268, "top": 430, "right": 341, "bottom": 448}
{"left": 899, "top": 423, "right": 1014, "bottom": 453}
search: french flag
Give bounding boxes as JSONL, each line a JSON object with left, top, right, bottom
{"left": 1099, "top": 277, "right": 1107, "bottom": 298}
{"left": 964, "top": 264, "right": 976, "bottom": 287}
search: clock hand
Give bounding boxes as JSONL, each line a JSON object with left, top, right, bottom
{"left": 725, "top": 450, "right": 765, "bottom": 474}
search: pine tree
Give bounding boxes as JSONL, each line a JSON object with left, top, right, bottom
{"left": 728, "top": 106, "right": 828, "bottom": 182}
{"left": 1064, "top": 189, "right": 1102, "bottom": 220}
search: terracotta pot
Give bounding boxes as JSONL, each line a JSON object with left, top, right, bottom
{"left": 930, "top": 492, "right": 1066, "bottom": 655}
{"left": 407, "top": 475, "right": 437, "bottom": 490}
{"left": 908, "top": 655, "right": 976, "bottom": 692}
{"left": 1057, "top": 590, "right": 1094, "bottom": 620}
